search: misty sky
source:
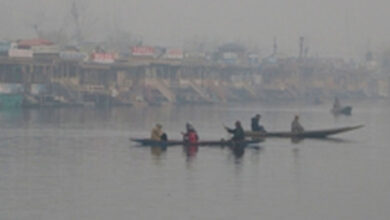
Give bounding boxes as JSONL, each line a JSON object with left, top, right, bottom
{"left": 1, "top": 0, "right": 390, "bottom": 58}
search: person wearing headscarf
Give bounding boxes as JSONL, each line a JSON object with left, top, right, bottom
{"left": 182, "top": 122, "right": 199, "bottom": 144}
{"left": 151, "top": 124, "right": 164, "bottom": 140}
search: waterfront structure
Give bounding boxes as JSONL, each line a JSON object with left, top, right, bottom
{"left": 0, "top": 40, "right": 385, "bottom": 108}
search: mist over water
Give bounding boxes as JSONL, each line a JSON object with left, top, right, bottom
{"left": 0, "top": 100, "right": 389, "bottom": 220}
{"left": 1, "top": 0, "right": 390, "bottom": 218}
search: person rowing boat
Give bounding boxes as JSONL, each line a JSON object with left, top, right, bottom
{"left": 182, "top": 122, "right": 199, "bottom": 144}
{"left": 182, "top": 122, "right": 199, "bottom": 159}
{"left": 224, "top": 121, "right": 245, "bottom": 142}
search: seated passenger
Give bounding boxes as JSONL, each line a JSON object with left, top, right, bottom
{"left": 151, "top": 124, "right": 166, "bottom": 141}
{"left": 291, "top": 115, "right": 304, "bottom": 133}
{"left": 251, "top": 114, "right": 266, "bottom": 132}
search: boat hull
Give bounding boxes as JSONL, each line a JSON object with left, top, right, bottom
{"left": 130, "top": 138, "right": 261, "bottom": 147}
{"left": 332, "top": 106, "right": 352, "bottom": 115}
{"left": 245, "top": 125, "right": 364, "bottom": 138}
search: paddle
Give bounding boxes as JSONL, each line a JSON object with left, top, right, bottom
{"left": 222, "top": 123, "right": 228, "bottom": 130}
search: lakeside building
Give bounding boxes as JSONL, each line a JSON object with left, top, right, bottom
{"left": 0, "top": 38, "right": 386, "bottom": 108}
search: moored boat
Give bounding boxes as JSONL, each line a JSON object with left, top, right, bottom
{"left": 0, "top": 93, "right": 23, "bottom": 109}
{"left": 332, "top": 106, "right": 352, "bottom": 115}
{"left": 0, "top": 83, "right": 24, "bottom": 109}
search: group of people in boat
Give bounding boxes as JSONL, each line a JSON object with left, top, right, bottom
{"left": 251, "top": 114, "right": 305, "bottom": 134}
{"left": 150, "top": 113, "right": 305, "bottom": 143}
{"left": 225, "top": 114, "right": 304, "bottom": 141}
{"left": 151, "top": 122, "right": 199, "bottom": 144}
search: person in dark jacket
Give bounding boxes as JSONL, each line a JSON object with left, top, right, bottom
{"left": 251, "top": 114, "right": 266, "bottom": 132}
{"left": 291, "top": 115, "right": 304, "bottom": 133}
{"left": 225, "top": 121, "right": 245, "bottom": 142}
{"left": 333, "top": 97, "right": 341, "bottom": 110}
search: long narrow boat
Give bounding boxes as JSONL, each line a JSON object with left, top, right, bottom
{"left": 130, "top": 138, "right": 262, "bottom": 147}
{"left": 245, "top": 125, "right": 364, "bottom": 138}
{"left": 332, "top": 106, "right": 352, "bottom": 115}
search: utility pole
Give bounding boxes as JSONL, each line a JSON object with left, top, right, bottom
{"left": 71, "top": 1, "right": 83, "bottom": 44}
{"left": 273, "top": 37, "right": 278, "bottom": 56}
{"left": 299, "top": 36, "right": 304, "bottom": 59}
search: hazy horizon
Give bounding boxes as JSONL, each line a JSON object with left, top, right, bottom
{"left": 1, "top": 0, "right": 390, "bottom": 59}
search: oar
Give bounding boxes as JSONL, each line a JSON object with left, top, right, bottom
{"left": 222, "top": 123, "right": 228, "bottom": 130}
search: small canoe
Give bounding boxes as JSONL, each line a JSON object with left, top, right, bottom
{"left": 332, "top": 106, "right": 352, "bottom": 115}
{"left": 130, "top": 138, "right": 262, "bottom": 147}
{"left": 245, "top": 125, "right": 364, "bottom": 138}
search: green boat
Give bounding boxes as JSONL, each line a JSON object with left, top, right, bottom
{"left": 0, "top": 94, "right": 23, "bottom": 109}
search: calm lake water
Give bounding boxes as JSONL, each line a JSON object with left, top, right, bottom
{"left": 0, "top": 100, "right": 389, "bottom": 220}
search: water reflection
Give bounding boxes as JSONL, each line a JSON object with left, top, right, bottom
{"left": 182, "top": 145, "right": 198, "bottom": 161}
{"left": 290, "top": 137, "right": 350, "bottom": 144}
{"left": 291, "top": 137, "right": 304, "bottom": 144}
{"left": 150, "top": 145, "right": 167, "bottom": 157}
{"left": 142, "top": 142, "right": 264, "bottom": 167}
{"left": 249, "top": 145, "right": 263, "bottom": 163}
{"left": 149, "top": 146, "right": 167, "bottom": 165}
{"left": 230, "top": 145, "right": 246, "bottom": 160}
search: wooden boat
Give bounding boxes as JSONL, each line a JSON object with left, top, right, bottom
{"left": 245, "top": 125, "right": 364, "bottom": 138}
{"left": 332, "top": 106, "right": 352, "bottom": 115}
{"left": 130, "top": 138, "right": 262, "bottom": 147}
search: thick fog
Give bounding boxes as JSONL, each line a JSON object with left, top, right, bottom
{"left": 1, "top": 0, "right": 390, "bottom": 58}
